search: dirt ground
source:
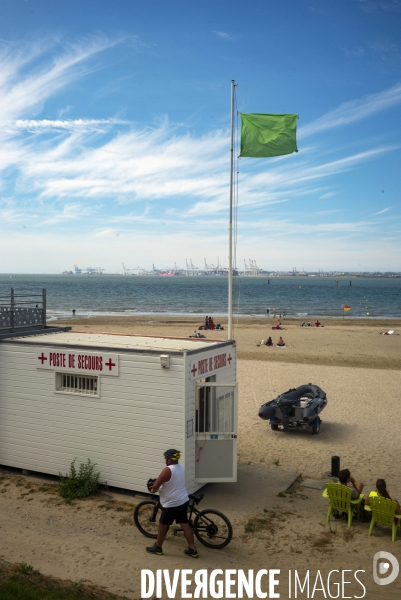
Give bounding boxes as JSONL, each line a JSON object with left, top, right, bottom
{"left": 1, "top": 316, "right": 400, "bottom": 598}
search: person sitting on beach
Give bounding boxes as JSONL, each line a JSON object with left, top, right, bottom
{"left": 338, "top": 468, "right": 364, "bottom": 499}
{"left": 315, "top": 320, "right": 321, "bottom": 327}
{"left": 365, "top": 479, "right": 401, "bottom": 514}
{"left": 301, "top": 322, "right": 307, "bottom": 327}
{"left": 266, "top": 336, "right": 273, "bottom": 346}
{"left": 276, "top": 337, "right": 285, "bottom": 347}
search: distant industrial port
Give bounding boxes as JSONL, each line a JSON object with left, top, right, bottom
{"left": 61, "top": 263, "right": 401, "bottom": 278}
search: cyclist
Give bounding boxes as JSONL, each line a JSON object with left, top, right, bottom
{"left": 146, "top": 449, "right": 199, "bottom": 558}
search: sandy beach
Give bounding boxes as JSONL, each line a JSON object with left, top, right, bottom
{"left": 1, "top": 316, "right": 400, "bottom": 598}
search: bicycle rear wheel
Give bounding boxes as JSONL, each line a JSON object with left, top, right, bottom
{"left": 193, "top": 509, "right": 233, "bottom": 549}
{"left": 133, "top": 500, "right": 159, "bottom": 538}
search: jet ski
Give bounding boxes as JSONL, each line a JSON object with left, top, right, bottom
{"left": 258, "top": 383, "right": 327, "bottom": 434}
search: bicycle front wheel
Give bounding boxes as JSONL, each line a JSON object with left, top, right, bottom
{"left": 133, "top": 500, "right": 160, "bottom": 538}
{"left": 193, "top": 509, "right": 233, "bottom": 549}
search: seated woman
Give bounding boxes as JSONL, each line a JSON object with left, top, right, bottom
{"left": 276, "top": 336, "right": 285, "bottom": 347}
{"left": 365, "top": 479, "right": 401, "bottom": 514}
{"left": 265, "top": 336, "right": 273, "bottom": 346}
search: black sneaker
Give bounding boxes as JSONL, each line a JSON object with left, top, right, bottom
{"left": 146, "top": 544, "right": 163, "bottom": 555}
{"left": 184, "top": 547, "right": 199, "bottom": 558}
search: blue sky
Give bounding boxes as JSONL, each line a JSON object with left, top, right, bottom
{"left": 1, "top": 0, "right": 400, "bottom": 273}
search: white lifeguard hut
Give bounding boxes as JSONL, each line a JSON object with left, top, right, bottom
{"left": 0, "top": 290, "right": 237, "bottom": 494}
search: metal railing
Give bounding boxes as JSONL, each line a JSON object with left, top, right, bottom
{"left": 0, "top": 288, "right": 46, "bottom": 332}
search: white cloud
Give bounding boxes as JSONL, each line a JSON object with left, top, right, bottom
{"left": 214, "top": 31, "right": 233, "bottom": 40}
{"left": 0, "top": 39, "right": 400, "bottom": 272}
{"left": 12, "top": 118, "right": 128, "bottom": 133}
{"left": 0, "top": 37, "right": 116, "bottom": 128}
{"left": 319, "top": 192, "right": 338, "bottom": 199}
{"left": 43, "top": 203, "right": 97, "bottom": 225}
{"left": 299, "top": 83, "right": 401, "bottom": 138}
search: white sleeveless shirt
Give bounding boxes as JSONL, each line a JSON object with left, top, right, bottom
{"left": 159, "top": 463, "right": 189, "bottom": 508}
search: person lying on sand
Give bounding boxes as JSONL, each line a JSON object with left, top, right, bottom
{"left": 365, "top": 479, "right": 401, "bottom": 514}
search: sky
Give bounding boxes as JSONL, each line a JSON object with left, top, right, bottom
{"left": 0, "top": 0, "right": 400, "bottom": 273}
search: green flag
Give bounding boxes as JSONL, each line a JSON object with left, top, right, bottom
{"left": 239, "top": 113, "right": 298, "bottom": 158}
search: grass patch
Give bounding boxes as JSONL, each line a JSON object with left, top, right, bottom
{"left": 305, "top": 531, "right": 335, "bottom": 552}
{"left": 118, "top": 517, "right": 134, "bottom": 526}
{"left": 16, "top": 564, "right": 34, "bottom": 575}
{"left": 0, "top": 559, "right": 128, "bottom": 599}
{"left": 245, "top": 510, "right": 286, "bottom": 535}
{"left": 343, "top": 528, "right": 357, "bottom": 542}
{"left": 37, "top": 484, "right": 57, "bottom": 493}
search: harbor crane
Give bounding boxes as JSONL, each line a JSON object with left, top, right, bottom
{"left": 185, "top": 258, "right": 199, "bottom": 276}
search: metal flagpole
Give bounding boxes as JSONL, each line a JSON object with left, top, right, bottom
{"left": 228, "top": 79, "right": 235, "bottom": 340}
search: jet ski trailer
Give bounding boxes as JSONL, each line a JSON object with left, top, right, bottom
{"left": 258, "top": 384, "right": 327, "bottom": 434}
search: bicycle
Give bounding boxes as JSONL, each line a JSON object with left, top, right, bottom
{"left": 133, "top": 492, "right": 233, "bottom": 549}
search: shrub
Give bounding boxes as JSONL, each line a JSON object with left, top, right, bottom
{"left": 58, "top": 458, "right": 100, "bottom": 500}
{"left": 16, "top": 563, "right": 34, "bottom": 574}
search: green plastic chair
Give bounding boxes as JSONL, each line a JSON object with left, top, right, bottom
{"left": 323, "top": 483, "right": 364, "bottom": 527}
{"left": 367, "top": 496, "right": 401, "bottom": 542}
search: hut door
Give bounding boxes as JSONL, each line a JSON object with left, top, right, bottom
{"left": 194, "top": 383, "right": 237, "bottom": 483}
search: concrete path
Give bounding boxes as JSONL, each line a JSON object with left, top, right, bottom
{"left": 198, "top": 463, "right": 300, "bottom": 516}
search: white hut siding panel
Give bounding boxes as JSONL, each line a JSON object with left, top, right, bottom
{"left": 0, "top": 344, "right": 186, "bottom": 492}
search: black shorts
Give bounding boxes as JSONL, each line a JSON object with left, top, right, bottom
{"left": 160, "top": 501, "right": 189, "bottom": 526}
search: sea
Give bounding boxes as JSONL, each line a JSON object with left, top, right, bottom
{"left": 0, "top": 274, "right": 400, "bottom": 321}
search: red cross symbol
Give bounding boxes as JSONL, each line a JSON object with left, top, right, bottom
{"left": 227, "top": 354, "right": 232, "bottom": 365}
{"left": 191, "top": 364, "right": 197, "bottom": 377}
{"left": 105, "top": 359, "right": 116, "bottom": 371}
{"left": 38, "top": 353, "right": 47, "bottom": 364}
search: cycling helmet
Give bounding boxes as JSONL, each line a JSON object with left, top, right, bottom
{"left": 163, "top": 449, "right": 181, "bottom": 462}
